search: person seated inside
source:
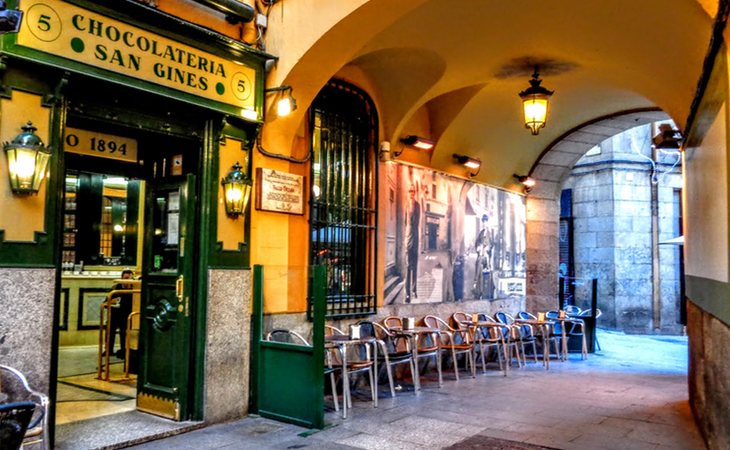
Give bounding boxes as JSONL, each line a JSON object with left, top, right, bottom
{"left": 109, "top": 269, "right": 134, "bottom": 360}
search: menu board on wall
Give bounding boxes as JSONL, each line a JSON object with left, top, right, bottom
{"left": 255, "top": 168, "right": 305, "bottom": 215}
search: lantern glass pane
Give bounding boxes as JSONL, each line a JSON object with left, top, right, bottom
{"left": 224, "top": 183, "right": 244, "bottom": 214}
{"left": 522, "top": 95, "right": 549, "bottom": 134}
{"left": 31, "top": 151, "right": 51, "bottom": 191}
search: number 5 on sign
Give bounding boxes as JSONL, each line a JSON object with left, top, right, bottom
{"left": 64, "top": 127, "right": 138, "bottom": 163}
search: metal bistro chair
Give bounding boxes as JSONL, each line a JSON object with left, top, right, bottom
{"left": 545, "top": 310, "right": 570, "bottom": 360}
{"left": 0, "top": 401, "right": 36, "bottom": 450}
{"left": 493, "top": 311, "right": 525, "bottom": 367}
{"left": 325, "top": 325, "right": 377, "bottom": 414}
{"left": 423, "top": 315, "right": 476, "bottom": 380}
{"left": 382, "top": 317, "right": 443, "bottom": 388}
{"left": 469, "top": 313, "right": 510, "bottom": 375}
{"left": 358, "top": 321, "right": 419, "bottom": 395}
{"left": 266, "top": 329, "right": 340, "bottom": 415}
{"left": 0, "top": 365, "right": 49, "bottom": 450}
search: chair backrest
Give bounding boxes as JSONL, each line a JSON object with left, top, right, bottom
{"left": 545, "top": 310, "right": 560, "bottom": 319}
{"left": 0, "top": 401, "right": 36, "bottom": 450}
{"left": 494, "top": 311, "right": 514, "bottom": 325}
{"left": 357, "top": 321, "right": 376, "bottom": 339}
{"left": 578, "top": 308, "right": 593, "bottom": 317}
{"left": 564, "top": 305, "right": 582, "bottom": 315}
{"left": 325, "top": 325, "right": 345, "bottom": 336}
{"left": 382, "top": 316, "right": 402, "bottom": 329}
{"left": 477, "top": 313, "right": 494, "bottom": 322}
{"left": 266, "top": 329, "right": 310, "bottom": 345}
{"left": 423, "top": 315, "right": 452, "bottom": 331}
{"left": 451, "top": 312, "right": 470, "bottom": 328}
{"left": 517, "top": 311, "right": 536, "bottom": 320}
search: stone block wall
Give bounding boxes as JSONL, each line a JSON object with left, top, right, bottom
{"left": 205, "top": 269, "right": 251, "bottom": 423}
{"left": 0, "top": 268, "right": 55, "bottom": 394}
{"left": 687, "top": 302, "right": 730, "bottom": 450}
{"left": 562, "top": 124, "right": 683, "bottom": 334}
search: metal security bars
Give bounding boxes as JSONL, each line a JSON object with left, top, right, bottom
{"left": 308, "top": 80, "right": 377, "bottom": 318}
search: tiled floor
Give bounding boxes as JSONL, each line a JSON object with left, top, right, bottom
{"left": 120, "top": 330, "right": 705, "bottom": 450}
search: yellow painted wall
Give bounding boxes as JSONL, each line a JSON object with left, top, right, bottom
{"left": 685, "top": 47, "right": 729, "bottom": 282}
{"left": 0, "top": 91, "right": 51, "bottom": 242}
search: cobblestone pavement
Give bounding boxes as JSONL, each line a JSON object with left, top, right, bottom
{"left": 127, "top": 330, "right": 704, "bottom": 450}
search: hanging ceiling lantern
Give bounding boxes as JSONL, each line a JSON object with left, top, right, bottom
{"left": 221, "top": 162, "right": 252, "bottom": 217}
{"left": 519, "top": 67, "right": 554, "bottom": 135}
{"left": 3, "top": 121, "right": 51, "bottom": 195}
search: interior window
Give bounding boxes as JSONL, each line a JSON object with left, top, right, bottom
{"left": 63, "top": 171, "right": 142, "bottom": 269}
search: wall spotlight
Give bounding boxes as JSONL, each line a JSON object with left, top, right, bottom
{"left": 400, "top": 135, "right": 434, "bottom": 150}
{"left": 265, "top": 85, "right": 297, "bottom": 118}
{"left": 0, "top": 2, "right": 23, "bottom": 34}
{"left": 514, "top": 174, "right": 536, "bottom": 191}
{"left": 379, "top": 141, "right": 392, "bottom": 162}
{"left": 453, "top": 153, "right": 481, "bottom": 177}
{"left": 652, "top": 123, "right": 683, "bottom": 149}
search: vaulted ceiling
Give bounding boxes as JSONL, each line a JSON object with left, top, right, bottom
{"left": 265, "top": 0, "right": 715, "bottom": 191}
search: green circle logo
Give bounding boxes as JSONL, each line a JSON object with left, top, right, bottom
{"left": 215, "top": 82, "right": 225, "bottom": 95}
{"left": 70, "top": 38, "right": 85, "bottom": 53}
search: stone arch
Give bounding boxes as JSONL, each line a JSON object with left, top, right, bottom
{"left": 525, "top": 108, "right": 672, "bottom": 311}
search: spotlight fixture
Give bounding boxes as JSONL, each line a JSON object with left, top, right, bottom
{"left": 400, "top": 135, "right": 435, "bottom": 150}
{"left": 518, "top": 66, "right": 554, "bottom": 135}
{"left": 0, "top": 2, "right": 23, "bottom": 34}
{"left": 514, "top": 174, "right": 536, "bottom": 191}
{"left": 652, "top": 123, "right": 683, "bottom": 149}
{"left": 265, "top": 85, "right": 297, "bottom": 117}
{"left": 453, "top": 153, "right": 481, "bottom": 177}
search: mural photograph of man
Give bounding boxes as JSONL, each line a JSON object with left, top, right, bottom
{"left": 473, "top": 214, "right": 496, "bottom": 299}
{"left": 405, "top": 182, "right": 421, "bottom": 302}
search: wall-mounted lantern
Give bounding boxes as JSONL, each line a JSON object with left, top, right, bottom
{"left": 3, "top": 121, "right": 51, "bottom": 195}
{"left": 221, "top": 162, "right": 252, "bottom": 217}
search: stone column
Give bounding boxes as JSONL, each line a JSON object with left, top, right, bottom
{"left": 525, "top": 196, "right": 560, "bottom": 312}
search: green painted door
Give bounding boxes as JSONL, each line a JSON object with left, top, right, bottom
{"left": 137, "top": 175, "right": 196, "bottom": 420}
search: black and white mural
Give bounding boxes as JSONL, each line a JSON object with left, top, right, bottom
{"left": 384, "top": 163, "right": 527, "bottom": 304}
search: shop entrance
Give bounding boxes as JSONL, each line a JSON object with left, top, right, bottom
{"left": 55, "top": 110, "right": 203, "bottom": 438}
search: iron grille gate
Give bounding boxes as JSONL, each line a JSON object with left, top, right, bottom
{"left": 308, "top": 80, "right": 377, "bottom": 318}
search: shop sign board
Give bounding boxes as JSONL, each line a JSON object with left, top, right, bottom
{"left": 16, "top": 0, "right": 257, "bottom": 113}
{"left": 255, "top": 168, "right": 305, "bottom": 215}
{"left": 64, "top": 127, "right": 138, "bottom": 162}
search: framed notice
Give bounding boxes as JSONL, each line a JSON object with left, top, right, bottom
{"left": 255, "top": 168, "right": 305, "bottom": 215}
{"left": 78, "top": 288, "right": 109, "bottom": 330}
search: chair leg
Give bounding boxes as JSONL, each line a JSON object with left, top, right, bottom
{"left": 436, "top": 352, "right": 443, "bottom": 387}
{"left": 385, "top": 362, "right": 396, "bottom": 397}
{"left": 409, "top": 359, "right": 420, "bottom": 391}
{"left": 369, "top": 368, "right": 377, "bottom": 408}
{"left": 329, "top": 373, "right": 339, "bottom": 412}
{"left": 450, "top": 347, "right": 459, "bottom": 381}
